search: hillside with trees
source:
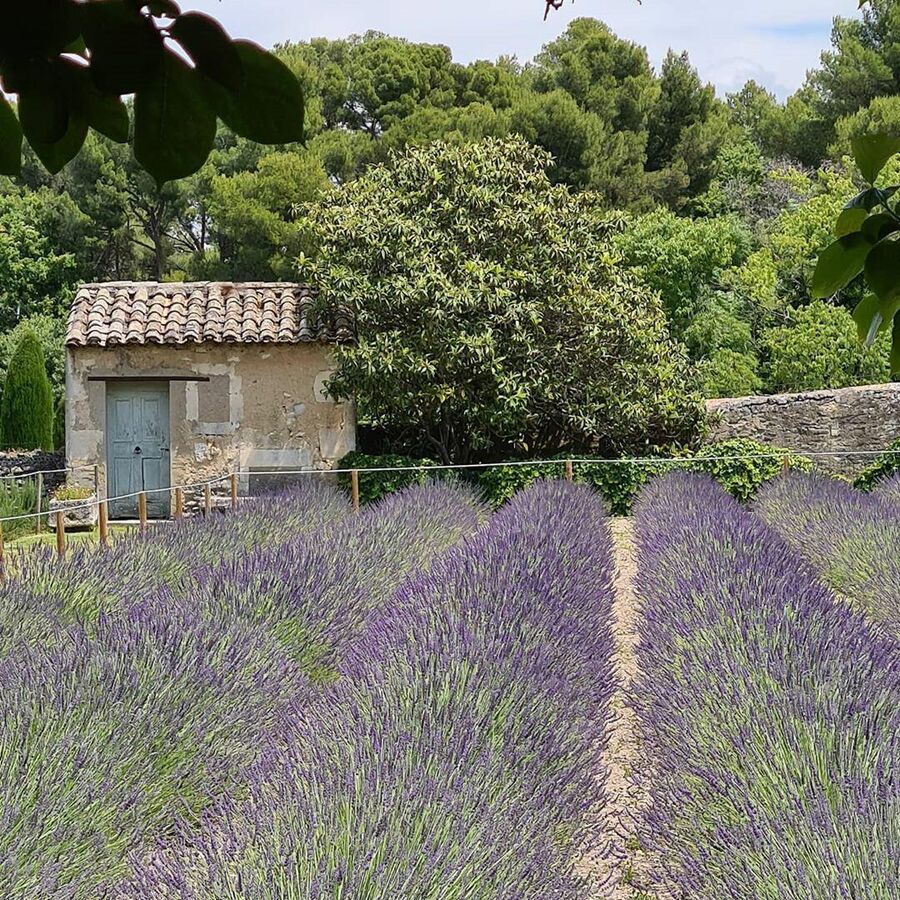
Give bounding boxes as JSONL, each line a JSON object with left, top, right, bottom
{"left": 1, "top": 4, "right": 899, "bottom": 449}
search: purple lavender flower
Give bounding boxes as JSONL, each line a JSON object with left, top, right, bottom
{"left": 633, "top": 473, "right": 900, "bottom": 899}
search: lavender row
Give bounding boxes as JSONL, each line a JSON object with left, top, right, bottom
{"left": 0, "top": 480, "right": 350, "bottom": 655}
{"left": 754, "top": 472, "right": 900, "bottom": 635}
{"left": 633, "top": 473, "right": 900, "bottom": 899}
{"left": 117, "top": 480, "right": 617, "bottom": 899}
{"left": 0, "top": 483, "right": 485, "bottom": 899}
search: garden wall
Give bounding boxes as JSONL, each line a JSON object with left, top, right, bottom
{"left": 0, "top": 449, "right": 66, "bottom": 493}
{"left": 706, "top": 383, "right": 900, "bottom": 474}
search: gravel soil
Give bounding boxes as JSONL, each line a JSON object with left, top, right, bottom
{"left": 575, "top": 518, "right": 671, "bottom": 900}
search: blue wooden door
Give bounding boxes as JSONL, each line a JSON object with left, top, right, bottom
{"left": 106, "top": 382, "right": 171, "bottom": 519}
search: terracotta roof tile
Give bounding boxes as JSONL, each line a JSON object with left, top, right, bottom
{"left": 66, "top": 282, "right": 353, "bottom": 347}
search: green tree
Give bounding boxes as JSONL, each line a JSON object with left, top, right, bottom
{"left": 0, "top": 326, "right": 53, "bottom": 451}
{"left": 0, "top": 314, "right": 66, "bottom": 406}
{"left": 531, "top": 18, "right": 658, "bottom": 202}
{"left": 299, "top": 138, "right": 701, "bottom": 464}
{"left": 698, "top": 348, "right": 762, "bottom": 399}
{"left": 0, "top": 191, "right": 78, "bottom": 330}
{"left": 614, "top": 208, "right": 750, "bottom": 334}
{"left": 646, "top": 50, "right": 729, "bottom": 207}
{"left": 812, "top": 3, "right": 900, "bottom": 124}
{"left": 762, "top": 300, "right": 891, "bottom": 393}
{"left": 201, "top": 150, "right": 331, "bottom": 279}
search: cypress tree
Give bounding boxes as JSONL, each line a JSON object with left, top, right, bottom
{"left": 0, "top": 327, "right": 54, "bottom": 451}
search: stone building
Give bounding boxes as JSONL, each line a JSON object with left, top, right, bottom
{"left": 65, "top": 282, "right": 355, "bottom": 518}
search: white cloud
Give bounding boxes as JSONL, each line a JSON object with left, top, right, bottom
{"left": 188, "top": 0, "right": 862, "bottom": 98}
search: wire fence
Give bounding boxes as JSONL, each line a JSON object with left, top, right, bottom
{"left": 1, "top": 446, "right": 898, "bottom": 529}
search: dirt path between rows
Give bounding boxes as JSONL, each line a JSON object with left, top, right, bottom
{"left": 576, "top": 518, "right": 663, "bottom": 899}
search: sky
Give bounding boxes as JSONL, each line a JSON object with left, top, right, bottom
{"left": 190, "top": 0, "right": 864, "bottom": 99}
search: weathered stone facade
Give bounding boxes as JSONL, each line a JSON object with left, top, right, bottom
{"left": 66, "top": 342, "right": 356, "bottom": 511}
{"left": 706, "top": 383, "right": 900, "bottom": 474}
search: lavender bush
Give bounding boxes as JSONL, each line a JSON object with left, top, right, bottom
{"left": 874, "top": 472, "right": 900, "bottom": 506}
{"left": 0, "top": 480, "right": 349, "bottom": 654}
{"left": 0, "top": 483, "right": 486, "bottom": 898}
{"left": 116, "top": 481, "right": 617, "bottom": 899}
{"left": 634, "top": 473, "right": 900, "bottom": 899}
{"left": 755, "top": 472, "right": 900, "bottom": 635}
{"left": 158, "top": 481, "right": 488, "bottom": 680}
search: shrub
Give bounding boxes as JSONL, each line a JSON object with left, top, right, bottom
{"left": 336, "top": 450, "right": 439, "bottom": 504}
{"left": 0, "top": 326, "right": 53, "bottom": 451}
{"left": 0, "top": 477, "right": 38, "bottom": 539}
{"left": 301, "top": 137, "right": 702, "bottom": 465}
{"left": 52, "top": 485, "right": 93, "bottom": 501}
{"left": 854, "top": 437, "right": 900, "bottom": 492}
{"left": 121, "top": 482, "right": 616, "bottom": 898}
{"left": 756, "top": 473, "right": 900, "bottom": 635}
{"left": 479, "top": 439, "right": 811, "bottom": 513}
{"left": 688, "top": 437, "right": 811, "bottom": 503}
{"left": 697, "top": 348, "right": 762, "bottom": 399}
{"left": 762, "top": 300, "right": 891, "bottom": 393}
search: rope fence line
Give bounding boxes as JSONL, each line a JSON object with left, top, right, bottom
{"left": 0, "top": 464, "right": 96, "bottom": 482}
{"left": 0, "top": 445, "right": 897, "bottom": 575}
{"left": 1, "top": 447, "right": 899, "bottom": 527}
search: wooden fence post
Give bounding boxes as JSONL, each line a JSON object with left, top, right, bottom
{"left": 782, "top": 454, "right": 791, "bottom": 474}
{"left": 35, "top": 472, "right": 43, "bottom": 535}
{"left": 174, "top": 486, "right": 184, "bottom": 520}
{"left": 565, "top": 459, "right": 574, "bottom": 483}
{"left": 204, "top": 483, "right": 212, "bottom": 517}
{"left": 350, "top": 469, "right": 360, "bottom": 513}
{"left": 55, "top": 510, "right": 66, "bottom": 560}
{"left": 0, "top": 521, "right": 5, "bottom": 582}
{"left": 138, "top": 492, "right": 148, "bottom": 531}
{"left": 98, "top": 499, "right": 109, "bottom": 548}
{"left": 230, "top": 473, "right": 238, "bottom": 512}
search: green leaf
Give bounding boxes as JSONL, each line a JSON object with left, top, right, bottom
{"left": 892, "top": 316, "right": 900, "bottom": 376}
{"left": 18, "top": 85, "right": 69, "bottom": 146}
{"left": 0, "top": 95, "right": 23, "bottom": 176}
{"left": 207, "top": 40, "right": 304, "bottom": 144}
{"left": 811, "top": 233, "right": 872, "bottom": 299}
{"left": 845, "top": 186, "right": 898, "bottom": 211}
{"left": 28, "top": 112, "right": 88, "bottom": 173}
{"left": 82, "top": 0, "right": 164, "bottom": 94}
{"left": 851, "top": 134, "right": 900, "bottom": 184}
{"left": 852, "top": 294, "right": 883, "bottom": 345}
{"left": 56, "top": 59, "right": 130, "bottom": 143}
{"left": 170, "top": 12, "right": 242, "bottom": 92}
{"left": 860, "top": 212, "right": 898, "bottom": 244}
{"left": 835, "top": 207, "right": 868, "bottom": 238}
{"left": 134, "top": 49, "right": 216, "bottom": 184}
{"left": 865, "top": 236, "right": 900, "bottom": 306}
{"left": 145, "top": 0, "right": 181, "bottom": 15}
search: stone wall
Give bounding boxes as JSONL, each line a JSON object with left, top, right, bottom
{"left": 0, "top": 449, "right": 67, "bottom": 499}
{"left": 66, "top": 342, "right": 356, "bottom": 514}
{"left": 706, "top": 383, "right": 900, "bottom": 474}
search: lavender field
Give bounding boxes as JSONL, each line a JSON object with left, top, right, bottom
{"left": 1, "top": 473, "right": 897, "bottom": 898}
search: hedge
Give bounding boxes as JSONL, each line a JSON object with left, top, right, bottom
{"left": 338, "top": 439, "right": 812, "bottom": 514}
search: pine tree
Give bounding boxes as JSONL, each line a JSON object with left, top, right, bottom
{"left": 0, "top": 327, "right": 54, "bottom": 452}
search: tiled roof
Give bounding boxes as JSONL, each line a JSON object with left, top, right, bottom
{"left": 66, "top": 282, "right": 352, "bottom": 347}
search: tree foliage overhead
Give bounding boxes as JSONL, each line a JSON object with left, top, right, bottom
{"left": 299, "top": 137, "right": 702, "bottom": 464}
{"left": 0, "top": 0, "right": 304, "bottom": 184}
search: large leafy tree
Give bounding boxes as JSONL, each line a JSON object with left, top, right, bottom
{"left": 0, "top": 0, "right": 304, "bottom": 184}
{"left": 0, "top": 191, "right": 78, "bottom": 330}
{"left": 299, "top": 137, "right": 702, "bottom": 464}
